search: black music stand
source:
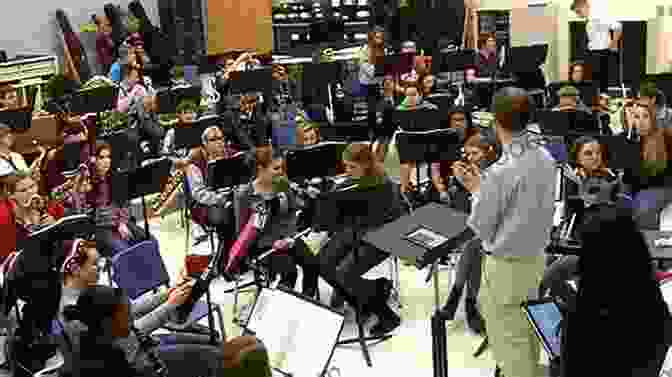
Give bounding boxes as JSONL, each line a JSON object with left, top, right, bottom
{"left": 156, "top": 86, "right": 202, "bottom": 114}
{"left": 537, "top": 110, "right": 601, "bottom": 137}
{"left": 62, "top": 141, "right": 84, "bottom": 176}
{"left": 207, "top": 154, "right": 251, "bottom": 190}
{"left": 396, "top": 128, "right": 462, "bottom": 203}
{"left": 172, "top": 116, "right": 221, "bottom": 152}
{"left": 110, "top": 157, "right": 171, "bottom": 240}
{"left": 301, "top": 63, "right": 341, "bottom": 117}
{"left": 432, "top": 49, "right": 477, "bottom": 107}
{"left": 15, "top": 213, "right": 94, "bottom": 253}
{"left": 362, "top": 202, "right": 470, "bottom": 377}
{"left": 313, "top": 121, "right": 371, "bottom": 143}
{"left": 393, "top": 108, "right": 444, "bottom": 132}
{"left": 313, "top": 183, "right": 399, "bottom": 368}
{"left": 229, "top": 69, "right": 273, "bottom": 110}
{"left": 106, "top": 127, "right": 143, "bottom": 172}
{"left": 0, "top": 107, "right": 32, "bottom": 132}
{"left": 285, "top": 142, "right": 347, "bottom": 182}
{"left": 68, "top": 86, "right": 119, "bottom": 114}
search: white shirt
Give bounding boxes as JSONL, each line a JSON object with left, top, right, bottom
{"left": 585, "top": 4, "right": 622, "bottom": 51}
{"left": 467, "top": 134, "right": 556, "bottom": 258}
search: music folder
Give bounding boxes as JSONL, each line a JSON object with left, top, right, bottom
{"left": 285, "top": 141, "right": 347, "bottom": 181}
{"left": 206, "top": 153, "right": 250, "bottom": 190}
{"left": 111, "top": 157, "right": 171, "bottom": 205}
{"left": 173, "top": 115, "right": 221, "bottom": 151}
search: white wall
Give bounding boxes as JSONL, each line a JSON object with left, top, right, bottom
{"left": 0, "top": 0, "right": 158, "bottom": 58}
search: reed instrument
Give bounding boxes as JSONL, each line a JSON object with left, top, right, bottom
{"left": 149, "top": 168, "right": 185, "bottom": 218}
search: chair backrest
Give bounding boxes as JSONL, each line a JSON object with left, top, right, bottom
{"left": 111, "top": 239, "right": 169, "bottom": 299}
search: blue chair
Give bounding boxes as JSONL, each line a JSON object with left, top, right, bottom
{"left": 111, "top": 239, "right": 225, "bottom": 341}
{"left": 633, "top": 189, "right": 672, "bottom": 230}
{"left": 545, "top": 142, "right": 568, "bottom": 163}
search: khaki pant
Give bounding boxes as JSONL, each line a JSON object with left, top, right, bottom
{"left": 479, "top": 253, "right": 545, "bottom": 377}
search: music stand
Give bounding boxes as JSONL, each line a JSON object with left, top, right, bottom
{"left": 242, "top": 286, "right": 345, "bottom": 377}
{"left": 362, "top": 203, "right": 470, "bottom": 377}
{"left": 62, "top": 141, "right": 83, "bottom": 176}
{"left": 111, "top": 157, "right": 171, "bottom": 239}
{"left": 393, "top": 109, "right": 444, "bottom": 132}
{"left": 156, "top": 86, "right": 202, "bottom": 114}
{"left": 313, "top": 121, "right": 371, "bottom": 143}
{"left": 301, "top": 62, "right": 341, "bottom": 113}
{"left": 68, "top": 86, "right": 119, "bottom": 114}
{"left": 172, "top": 116, "right": 221, "bottom": 152}
{"left": 15, "top": 213, "right": 94, "bottom": 253}
{"left": 537, "top": 110, "right": 601, "bottom": 137}
{"left": 207, "top": 154, "right": 251, "bottom": 190}
{"left": 106, "top": 127, "right": 143, "bottom": 172}
{"left": 285, "top": 142, "right": 347, "bottom": 182}
{"left": 229, "top": 69, "right": 273, "bottom": 105}
{"left": 0, "top": 107, "right": 31, "bottom": 132}
{"left": 596, "top": 135, "right": 641, "bottom": 180}
{"left": 396, "top": 128, "right": 462, "bottom": 203}
{"left": 312, "top": 182, "right": 398, "bottom": 367}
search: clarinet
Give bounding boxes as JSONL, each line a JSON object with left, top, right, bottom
{"left": 132, "top": 326, "right": 168, "bottom": 377}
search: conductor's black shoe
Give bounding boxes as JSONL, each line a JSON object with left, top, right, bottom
{"left": 370, "top": 312, "right": 401, "bottom": 336}
{"left": 465, "top": 298, "right": 485, "bottom": 335}
{"left": 438, "top": 288, "right": 461, "bottom": 321}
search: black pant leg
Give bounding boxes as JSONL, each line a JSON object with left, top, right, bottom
{"left": 290, "top": 239, "right": 320, "bottom": 297}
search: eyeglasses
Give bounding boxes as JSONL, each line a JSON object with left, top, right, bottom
{"left": 208, "top": 136, "right": 225, "bottom": 143}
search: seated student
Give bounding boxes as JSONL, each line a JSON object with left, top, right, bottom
{"left": 0, "top": 86, "right": 19, "bottom": 109}
{"left": 627, "top": 101, "right": 672, "bottom": 190}
{"left": 298, "top": 123, "right": 320, "bottom": 146}
{"left": 569, "top": 60, "right": 588, "bottom": 84}
{"left": 62, "top": 285, "right": 271, "bottom": 377}
{"left": 553, "top": 85, "right": 592, "bottom": 114}
{"left": 418, "top": 73, "right": 436, "bottom": 97}
{"left": 540, "top": 136, "right": 629, "bottom": 301}
{"left": 430, "top": 108, "right": 473, "bottom": 198}
{"left": 129, "top": 94, "right": 166, "bottom": 157}
{"left": 0, "top": 170, "right": 65, "bottom": 261}
{"left": 162, "top": 100, "right": 199, "bottom": 158}
{"left": 89, "top": 142, "right": 147, "bottom": 257}
{"left": 477, "top": 33, "right": 497, "bottom": 78}
{"left": 639, "top": 81, "right": 672, "bottom": 131}
{"left": 42, "top": 115, "right": 91, "bottom": 195}
{"left": 316, "top": 143, "right": 402, "bottom": 335}
{"left": 436, "top": 129, "right": 497, "bottom": 334}
{"left": 229, "top": 145, "right": 320, "bottom": 298}
{"left": 564, "top": 205, "right": 670, "bottom": 377}
{"left": 395, "top": 86, "right": 438, "bottom": 111}
{"left": 116, "top": 42, "right": 151, "bottom": 113}
{"left": 184, "top": 126, "right": 241, "bottom": 241}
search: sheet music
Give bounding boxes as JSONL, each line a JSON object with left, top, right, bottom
{"left": 247, "top": 289, "right": 344, "bottom": 377}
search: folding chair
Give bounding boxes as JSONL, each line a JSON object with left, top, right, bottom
{"left": 111, "top": 239, "right": 225, "bottom": 342}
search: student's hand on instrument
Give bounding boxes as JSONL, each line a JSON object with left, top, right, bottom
{"left": 168, "top": 280, "right": 195, "bottom": 306}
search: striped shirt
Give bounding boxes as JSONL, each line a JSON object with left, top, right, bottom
{"left": 467, "top": 134, "right": 556, "bottom": 258}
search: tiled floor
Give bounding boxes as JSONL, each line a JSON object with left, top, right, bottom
{"left": 147, "top": 212, "right": 553, "bottom": 377}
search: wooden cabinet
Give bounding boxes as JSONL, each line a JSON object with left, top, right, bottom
{"left": 207, "top": 0, "right": 273, "bottom": 55}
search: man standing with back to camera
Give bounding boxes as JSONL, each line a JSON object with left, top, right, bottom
{"left": 454, "top": 87, "right": 556, "bottom": 377}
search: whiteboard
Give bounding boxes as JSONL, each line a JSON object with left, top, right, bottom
{"left": 247, "top": 288, "right": 345, "bottom": 377}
